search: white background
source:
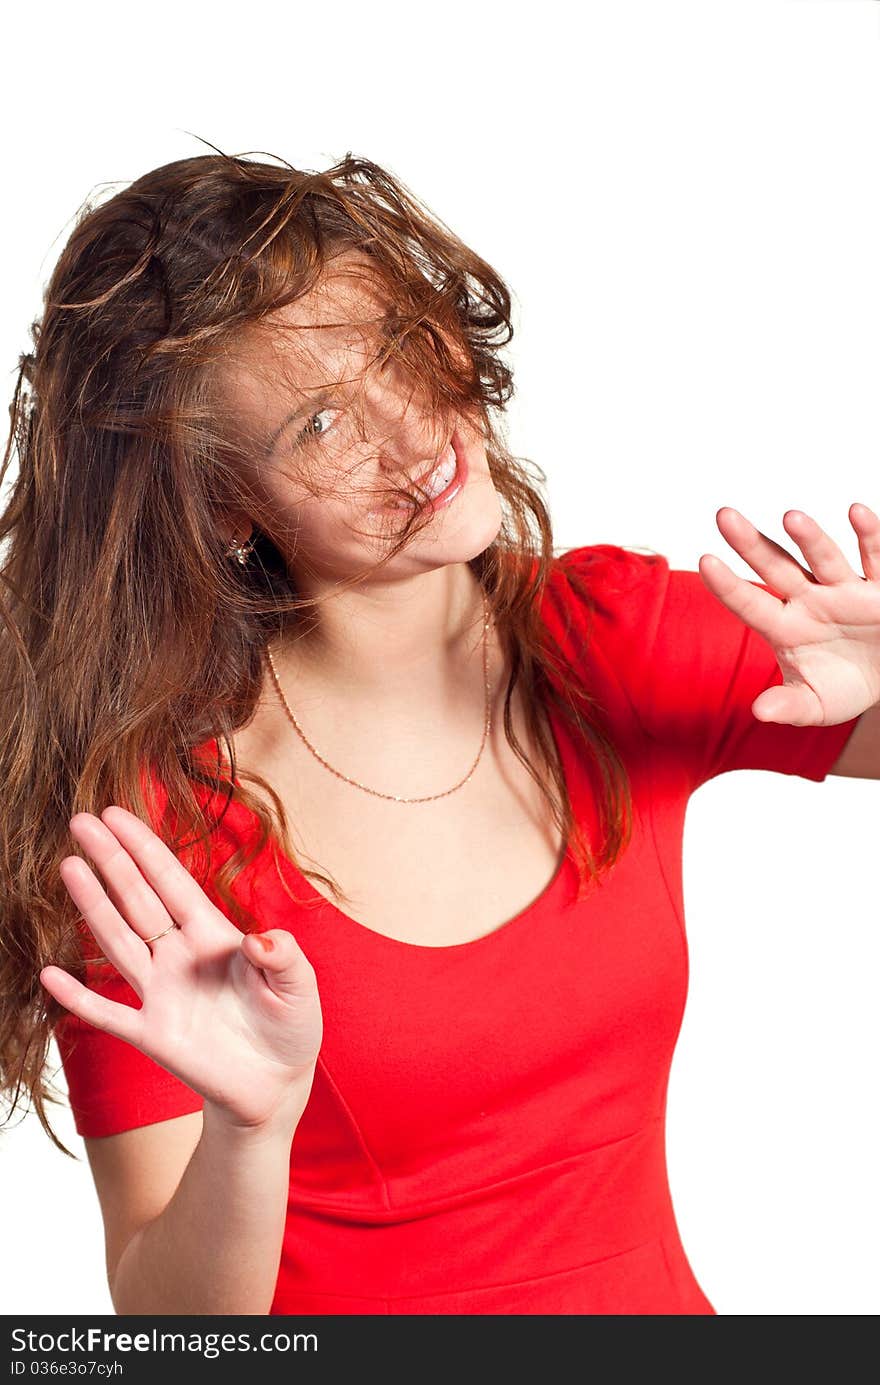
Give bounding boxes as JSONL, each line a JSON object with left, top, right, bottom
{"left": 1, "top": 0, "right": 878, "bottom": 1316}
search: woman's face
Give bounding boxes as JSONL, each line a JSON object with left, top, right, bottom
{"left": 217, "top": 253, "right": 503, "bottom": 587}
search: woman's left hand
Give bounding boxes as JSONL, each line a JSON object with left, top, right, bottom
{"left": 698, "top": 504, "right": 880, "bottom": 727}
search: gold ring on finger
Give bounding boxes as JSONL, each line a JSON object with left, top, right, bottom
{"left": 144, "top": 922, "right": 180, "bottom": 945}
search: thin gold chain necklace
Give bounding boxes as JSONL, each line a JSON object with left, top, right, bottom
{"left": 263, "top": 589, "right": 493, "bottom": 804}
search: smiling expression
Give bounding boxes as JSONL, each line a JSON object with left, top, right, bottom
{"left": 214, "top": 252, "right": 504, "bottom": 585}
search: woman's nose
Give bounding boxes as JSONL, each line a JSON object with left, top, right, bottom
{"left": 363, "top": 374, "right": 447, "bottom": 462}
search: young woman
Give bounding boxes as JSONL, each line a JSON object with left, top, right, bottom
{"left": 1, "top": 149, "right": 877, "bottom": 1317}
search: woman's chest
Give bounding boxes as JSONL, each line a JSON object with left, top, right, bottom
{"left": 216, "top": 707, "right": 694, "bottom": 1187}
{"left": 273, "top": 803, "right": 691, "bottom": 1198}
{"left": 231, "top": 695, "right": 567, "bottom": 946}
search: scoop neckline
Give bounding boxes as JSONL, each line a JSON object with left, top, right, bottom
{"left": 206, "top": 691, "right": 575, "bottom": 956}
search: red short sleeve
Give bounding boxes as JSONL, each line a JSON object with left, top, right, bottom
{"left": 53, "top": 762, "right": 205, "bottom": 1139}
{"left": 555, "top": 544, "right": 862, "bottom": 793}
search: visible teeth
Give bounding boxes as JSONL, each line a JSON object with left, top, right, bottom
{"left": 383, "top": 442, "right": 457, "bottom": 511}
{"left": 423, "top": 456, "right": 457, "bottom": 499}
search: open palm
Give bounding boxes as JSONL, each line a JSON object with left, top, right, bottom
{"left": 699, "top": 503, "right": 880, "bottom": 726}
{"left": 40, "top": 805, "right": 323, "bottom": 1131}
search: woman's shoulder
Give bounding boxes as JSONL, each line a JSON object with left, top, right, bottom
{"left": 542, "top": 542, "right": 671, "bottom": 650}
{"left": 551, "top": 541, "right": 668, "bottom": 592}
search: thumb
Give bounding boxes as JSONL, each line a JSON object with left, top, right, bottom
{"left": 241, "top": 928, "right": 314, "bottom": 997}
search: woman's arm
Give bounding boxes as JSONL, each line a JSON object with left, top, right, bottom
{"left": 41, "top": 807, "right": 325, "bottom": 1315}
{"left": 107, "top": 1082, "right": 314, "bottom": 1316}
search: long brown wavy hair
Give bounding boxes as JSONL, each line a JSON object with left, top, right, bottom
{"left": 0, "top": 145, "right": 637, "bottom": 1158}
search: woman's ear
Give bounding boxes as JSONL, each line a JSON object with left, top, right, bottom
{"left": 217, "top": 511, "right": 255, "bottom": 550}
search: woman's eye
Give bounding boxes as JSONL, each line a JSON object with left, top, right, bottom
{"left": 295, "top": 407, "right": 339, "bottom": 448}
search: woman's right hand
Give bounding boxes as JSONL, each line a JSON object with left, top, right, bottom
{"left": 40, "top": 806, "right": 324, "bottom": 1135}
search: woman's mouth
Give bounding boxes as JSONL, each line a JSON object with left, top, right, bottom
{"left": 369, "top": 430, "right": 469, "bottom": 517}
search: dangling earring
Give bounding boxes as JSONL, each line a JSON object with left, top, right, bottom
{"left": 225, "top": 532, "right": 256, "bottom": 566}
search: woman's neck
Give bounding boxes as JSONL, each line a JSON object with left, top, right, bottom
{"left": 270, "top": 562, "right": 490, "bottom": 710}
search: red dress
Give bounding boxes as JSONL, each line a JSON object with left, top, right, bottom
{"left": 54, "top": 545, "right": 861, "bottom": 1314}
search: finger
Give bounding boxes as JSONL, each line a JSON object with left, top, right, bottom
{"left": 39, "top": 964, "right": 144, "bottom": 1046}
{"left": 59, "top": 855, "right": 153, "bottom": 996}
{"left": 849, "top": 502, "right": 880, "bottom": 582}
{"left": 751, "top": 681, "right": 823, "bottom": 727}
{"left": 69, "top": 813, "right": 176, "bottom": 947}
{"left": 241, "top": 929, "right": 315, "bottom": 999}
{"left": 697, "top": 551, "right": 785, "bottom": 644}
{"left": 97, "top": 804, "right": 232, "bottom": 934}
{"left": 714, "top": 508, "right": 816, "bottom": 599}
{"left": 780, "top": 509, "right": 859, "bottom": 586}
